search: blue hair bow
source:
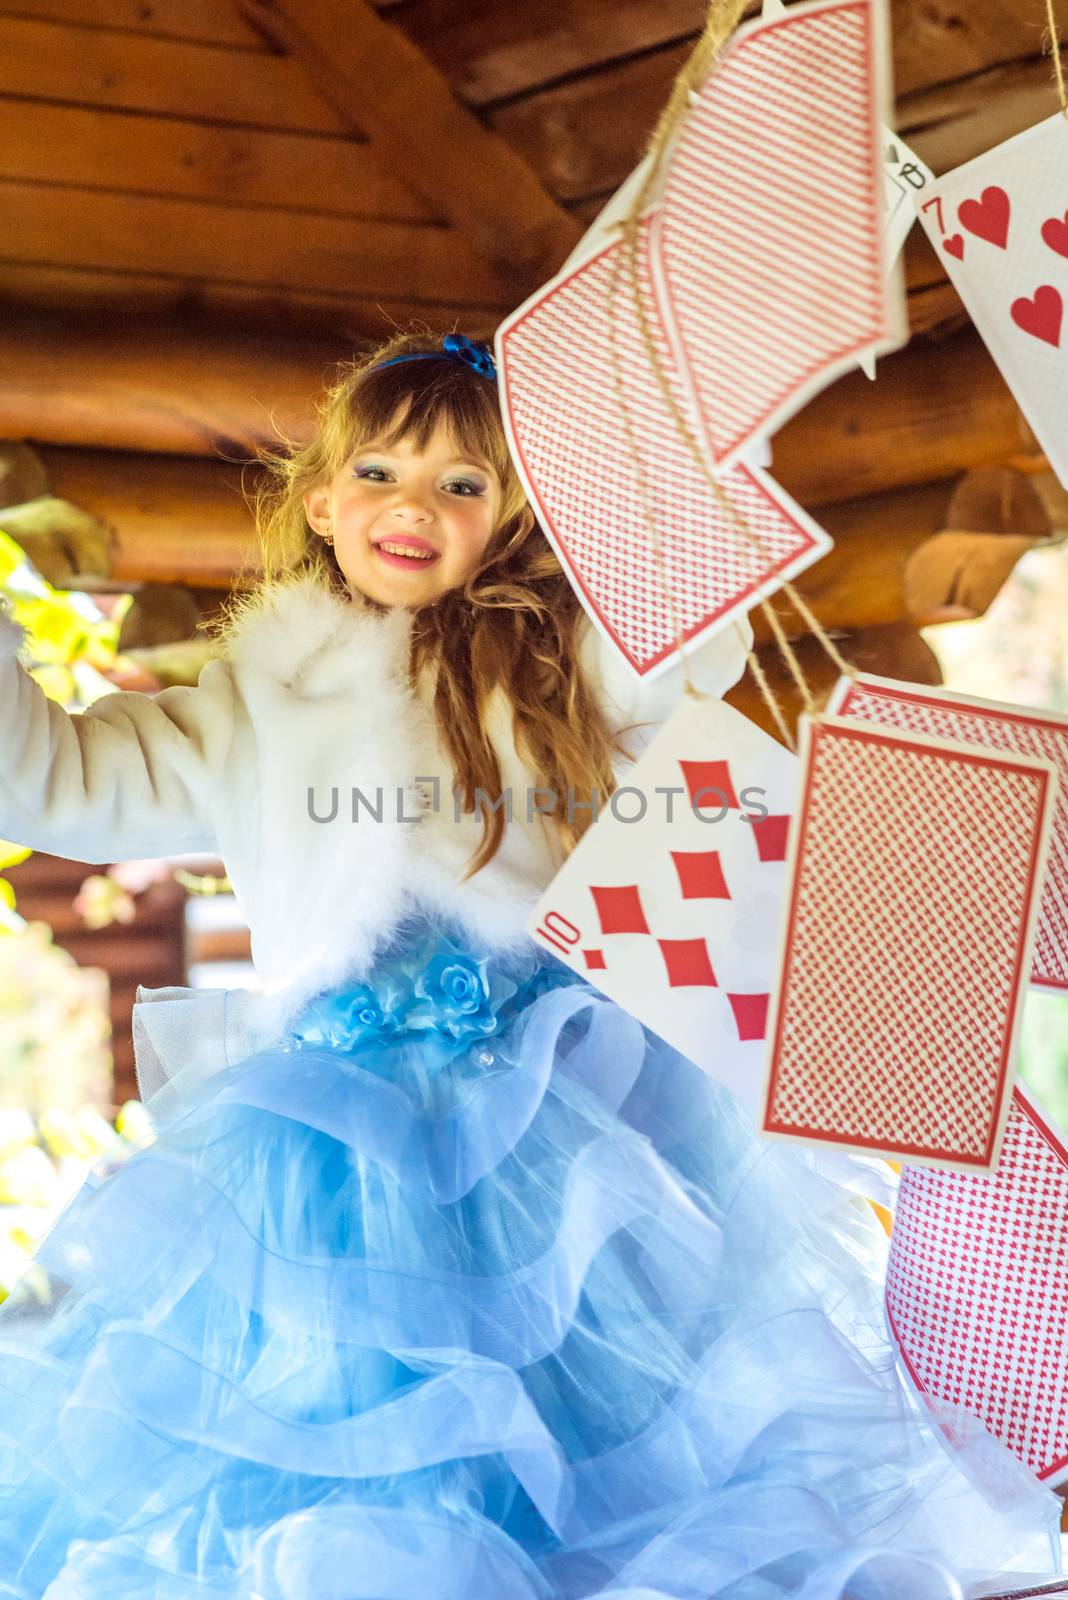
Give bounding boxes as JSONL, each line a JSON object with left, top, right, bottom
{"left": 372, "top": 332, "right": 497, "bottom": 382}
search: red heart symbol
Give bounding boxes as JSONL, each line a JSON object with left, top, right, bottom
{"left": 958, "top": 185, "right": 1010, "bottom": 249}
{"left": 1041, "top": 209, "right": 1068, "bottom": 259}
{"left": 1010, "top": 285, "right": 1063, "bottom": 348}
{"left": 944, "top": 233, "right": 965, "bottom": 260}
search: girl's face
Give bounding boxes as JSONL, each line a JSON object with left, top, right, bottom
{"left": 303, "top": 418, "right": 503, "bottom": 609}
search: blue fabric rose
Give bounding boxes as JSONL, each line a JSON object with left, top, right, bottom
{"left": 289, "top": 983, "right": 400, "bottom": 1052}
{"left": 404, "top": 940, "right": 517, "bottom": 1044}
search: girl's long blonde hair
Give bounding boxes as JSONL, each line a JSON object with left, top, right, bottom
{"left": 214, "top": 329, "right": 632, "bottom": 879}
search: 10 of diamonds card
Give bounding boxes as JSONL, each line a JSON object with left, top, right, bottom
{"left": 527, "top": 694, "right": 800, "bottom": 1112}
{"left": 759, "top": 713, "right": 1058, "bottom": 1173}
{"left": 915, "top": 112, "right": 1068, "bottom": 490}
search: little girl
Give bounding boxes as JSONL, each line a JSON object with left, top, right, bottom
{"left": 0, "top": 331, "right": 1059, "bottom": 1600}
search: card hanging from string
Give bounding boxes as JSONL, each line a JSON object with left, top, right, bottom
{"left": 607, "top": 0, "right": 1060, "bottom": 1171}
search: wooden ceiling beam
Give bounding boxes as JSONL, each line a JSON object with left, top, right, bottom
{"left": 237, "top": 0, "right": 581, "bottom": 282}
{"left": 36, "top": 447, "right": 256, "bottom": 588}
{"left": 771, "top": 328, "right": 1026, "bottom": 506}
{"left": 385, "top": 0, "right": 711, "bottom": 107}
{"left": 30, "top": 449, "right": 1052, "bottom": 614}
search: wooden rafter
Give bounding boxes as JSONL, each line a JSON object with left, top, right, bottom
{"left": 236, "top": 0, "right": 582, "bottom": 283}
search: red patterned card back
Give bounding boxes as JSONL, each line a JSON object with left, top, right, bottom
{"left": 495, "top": 219, "right": 830, "bottom": 678}
{"left": 832, "top": 674, "right": 1068, "bottom": 994}
{"left": 652, "top": 0, "right": 903, "bottom": 467}
{"left": 887, "top": 1086, "right": 1068, "bottom": 1485}
{"left": 760, "top": 715, "right": 1057, "bottom": 1171}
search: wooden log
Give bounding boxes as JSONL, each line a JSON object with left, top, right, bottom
{"left": 387, "top": 0, "right": 712, "bottom": 107}
{"left": 0, "top": 311, "right": 1025, "bottom": 515}
{"left": 0, "top": 266, "right": 501, "bottom": 351}
{"left": 750, "top": 480, "right": 957, "bottom": 645}
{"left": 771, "top": 329, "right": 1026, "bottom": 507}
{"left": 903, "top": 531, "right": 1038, "bottom": 624}
{"left": 30, "top": 441, "right": 1054, "bottom": 610}
{"left": 0, "top": 314, "right": 341, "bottom": 457}
{"left": 0, "top": 496, "right": 114, "bottom": 588}
{"left": 0, "top": 15, "right": 344, "bottom": 131}
{"left": 752, "top": 468, "right": 1051, "bottom": 644}
{"left": 487, "top": 13, "right": 1068, "bottom": 207}
{"left": 7, "top": 0, "right": 266, "bottom": 46}
{"left": 0, "top": 442, "right": 49, "bottom": 507}
{"left": 899, "top": 56, "right": 1068, "bottom": 180}
{"left": 36, "top": 447, "right": 257, "bottom": 587}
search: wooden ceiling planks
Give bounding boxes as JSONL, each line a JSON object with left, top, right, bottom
{"left": 0, "top": 0, "right": 579, "bottom": 330}
{"left": 0, "top": 15, "right": 346, "bottom": 130}
{"left": 2, "top": 0, "right": 1063, "bottom": 339}
{"left": 0, "top": 102, "right": 437, "bottom": 223}
{"left": 0, "top": 183, "right": 513, "bottom": 303}
{"left": 237, "top": 0, "right": 581, "bottom": 277}
{"left": 3, "top": 0, "right": 269, "bottom": 47}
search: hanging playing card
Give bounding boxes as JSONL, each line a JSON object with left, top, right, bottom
{"left": 880, "top": 128, "right": 935, "bottom": 267}
{"left": 886, "top": 1085, "right": 1068, "bottom": 1485}
{"left": 858, "top": 128, "right": 935, "bottom": 378}
{"left": 527, "top": 694, "right": 799, "bottom": 1111}
{"left": 651, "top": 0, "right": 906, "bottom": 468}
{"left": 827, "top": 673, "right": 1068, "bottom": 994}
{"left": 915, "top": 112, "right": 1068, "bottom": 490}
{"left": 495, "top": 220, "right": 832, "bottom": 679}
{"left": 760, "top": 714, "right": 1057, "bottom": 1172}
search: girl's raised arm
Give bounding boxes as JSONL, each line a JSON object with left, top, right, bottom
{"left": 0, "top": 598, "right": 236, "bottom": 863}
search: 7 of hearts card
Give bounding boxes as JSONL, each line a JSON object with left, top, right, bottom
{"left": 915, "top": 112, "right": 1068, "bottom": 489}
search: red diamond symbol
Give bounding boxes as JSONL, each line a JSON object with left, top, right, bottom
{"left": 658, "top": 937, "right": 718, "bottom": 987}
{"left": 728, "top": 992, "right": 769, "bottom": 1040}
{"left": 590, "top": 884, "right": 649, "bottom": 935}
{"left": 678, "top": 758, "right": 739, "bottom": 812}
{"left": 671, "top": 849, "right": 730, "bottom": 900}
{"left": 749, "top": 814, "right": 790, "bottom": 863}
{"left": 584, "top": 949, "right": 607, "bottom": 970}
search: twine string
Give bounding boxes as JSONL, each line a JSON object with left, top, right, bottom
{"left": 602, "top": 0, "right": 863, "bottom": 744}
{"left": 604, "top": 242, "right": 700, "bottom": 704}
{"left": 1046, "top": 0, "right": 1068, "bottom": 114}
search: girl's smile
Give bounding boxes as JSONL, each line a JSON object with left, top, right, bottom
{"left": 303, "top": 418, "right": 503, "bottom": 607}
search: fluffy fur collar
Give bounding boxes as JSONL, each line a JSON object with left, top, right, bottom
{"left": 217, "top": 571, "right": 417, "bottom": 700}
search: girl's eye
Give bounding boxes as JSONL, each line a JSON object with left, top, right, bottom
{"left": 354, "top": 465, "right": 392, "bottom": 482}
{"left": 443, "top": 478, "right": 484, "bottom": 497}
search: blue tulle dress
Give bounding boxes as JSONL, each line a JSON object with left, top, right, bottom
{"left": 0, "top": 909, "right": 1061, "bottom": 1600}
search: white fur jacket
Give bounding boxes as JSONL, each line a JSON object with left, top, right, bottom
{"left": 0, "top": 575, "right": 752, "bottom": 1097}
